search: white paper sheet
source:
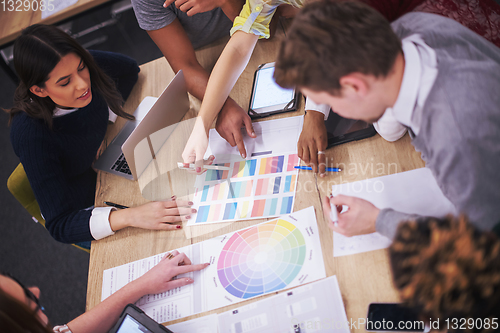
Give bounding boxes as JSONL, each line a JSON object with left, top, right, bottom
{"left": 332, "top": 168, "right": 457, "bottom": 257}
{"left": 102, "top": 207, "right": 326, "bottom": 323}
{"left": 218, "top": 275, "right": 350, "bottom": 333}
{"left": 204, "top": 116, "right": 303, "bottom": 163}
{"left": 166, "top": 314, "right": 218, "bottom": 333}
{"left": 41, "top": 0, "right": 78, "bottom": 19}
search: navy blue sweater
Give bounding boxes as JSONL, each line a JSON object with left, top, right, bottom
{"left": 10, "top": 50, "right": 139, "bottom": 244}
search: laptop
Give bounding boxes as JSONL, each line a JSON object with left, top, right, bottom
{"left": 108, "top": 304, "right": 173, "bottom": 333}
{"left": 94, "top": 71, "right": 189, "bottom": 181}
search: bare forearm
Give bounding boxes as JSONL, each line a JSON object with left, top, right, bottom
{"left": 67, "top": 280, "right": 144, "bottom": 333}
{"left": 198, "top": 31, "right": 259, "bottom": 129}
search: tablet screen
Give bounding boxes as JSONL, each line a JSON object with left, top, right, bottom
{"left": 251, "top": 66, "right": 295, "bottom": 110}
{"left": 116, "top": 314, "right": 153, "bottom": 333}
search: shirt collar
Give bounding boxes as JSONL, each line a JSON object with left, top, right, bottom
{"left": 53, "top": 107, "right": 78, "bottom": 117}
{"left": 390, "top": 37, "right": 421, "bottom": 129}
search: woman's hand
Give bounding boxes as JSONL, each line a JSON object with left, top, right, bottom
{"left": 109, "top": 198, "right": 196, "bottom": 231}
{"left": 136, "top": 250, "right": 210, "bottom": 295}
{"left": 182, "top": 117, "right": 212, "bottom": 173}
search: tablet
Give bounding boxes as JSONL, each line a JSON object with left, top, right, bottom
{"left": 324, "top": 110, "right": 377, "bottom": 148}
{"left": 248, "top": 62, "right": 299, "bottom": 118}
{"left": 108, "top": 304, "right": 173, "bottom": 333}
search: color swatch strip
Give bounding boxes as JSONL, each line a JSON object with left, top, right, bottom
{"left": 280, "top": 196, "right": 294, "bottom": 215}
{"left": 284, "top": 175, "right": 296, "bottom": 193}
{"left": 258, "top": 156, "right": 284, "bottom": 175}
{"left": 200, "top": 182, "right": 227, "bottom": 202}
{"left": 287, "top": 153, "right": 299, "bottom": 171}
{"left": 228, "top": 180, "right": 253, "bottom": 199}
{"left": 232, "top": 160, "right": 257, "bottom": 178}
{"left": 255, "top": 176, "right": 281, "bottom": 196}
{"left": 205, "top": 163, "right": 230, "bottom": 181}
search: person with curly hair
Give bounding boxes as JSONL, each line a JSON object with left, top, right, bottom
{"left": 389, "top": 215, "right": 500, "bottom": 331}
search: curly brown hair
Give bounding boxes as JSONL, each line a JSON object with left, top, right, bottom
{"left": 389, "top": 215, "right": 500, "bottom": 332}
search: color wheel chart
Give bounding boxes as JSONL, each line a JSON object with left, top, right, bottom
{"left": 202, "top": 206, "right": 326, "bottom": 311}
{"left": 217, "top": 218, "right": 306, "bottom": 299}
{"left": 187, "top": 153, "right": 300, "bottom": 225}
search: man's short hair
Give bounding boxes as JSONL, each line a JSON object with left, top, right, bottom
{"left": 274, "top": 0, "right": 402, "bottom": 94}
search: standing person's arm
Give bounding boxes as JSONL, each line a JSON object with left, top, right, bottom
{"left": 163, "top": 0, "right": 244, "bottom": 20}
{"left": 182, "top": 30, "right": 259, "bottom": 167}
{"left": 66, "top": 251, "right": 209, "bottom": 333}
{"left": 148, "top": 20, "right": 256, "bottom": 160}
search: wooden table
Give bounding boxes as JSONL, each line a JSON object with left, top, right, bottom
{"left": 87, "top": 21, "right": 425, "bottom": 331}
{"left": 0, "top": 0, "right": 114, "bottom": 46}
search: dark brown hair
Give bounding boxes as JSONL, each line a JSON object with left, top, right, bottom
{"left": 6, "top": 24, "right": 134, "bottom": 128}
{"left": 274, "top": 0, "right": 402, "bottom": 94}
{"left": 390, "top": 215, "right": 500, "bottom": 332}
{"left": 0, "top": 288, "right": 52, "bottom": 333}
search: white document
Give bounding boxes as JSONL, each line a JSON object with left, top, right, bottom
{"left": 331, "top": 168, "right": 457, "bottom": 257}
{"left": 204, "top": 116, "right": 303, "bottom": 163}
{"left": 41, "top": 0, "right": 78, "bottom": 19}
{"left": 218, "top": 275, "right": 350, "bottom": 333}
{"left": 102, "top": 206, "right": 326, "bottom": 323}
{"left": 166, "top": 314, "right": 218, "bottom": 333}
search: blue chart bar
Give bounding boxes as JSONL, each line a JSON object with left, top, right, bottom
{"left": 245, "top": 159, "right": 257, "bottom": 177}
{"left": 223, "top": 202, "right": 238, "bottom": 220}
{"left": 201, "top": 185, "right": 210, "bottom": 202}
{"left": 284, "top": 175, "right": 291, "bottom": 192}
{"left": 196, "top": 205, "right": 210, "bottom": 223}
{"left": 280, "top": 196, "right": 294, "bottom": 214}
{"left": 276, "top": 155, "right": 284, "bottom": 173}
{"left": 273, "top": 177, "right": 281, "bottom": 194}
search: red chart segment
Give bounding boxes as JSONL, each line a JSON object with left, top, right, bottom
{"left": 217, "top": 219, "right": 306, "bottom": 299}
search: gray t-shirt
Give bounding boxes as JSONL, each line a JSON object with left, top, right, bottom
{"left": 131, "top": 0, "right": 233, "bottom": 49}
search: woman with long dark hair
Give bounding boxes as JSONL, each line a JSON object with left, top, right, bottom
{"left": 7, "top": 24, "right": 194, "bottom": 248}
{"left": 0, "top": 250, "right": 209, "bottom": 332}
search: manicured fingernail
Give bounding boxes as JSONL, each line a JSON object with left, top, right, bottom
{"left": 188, "top": 201, "right": 194, "bottom": 205}
{"left": 176, "top": 225, "right": 182, "bottom": 229}
{"left": 241, "top": 153, "right": 246, "bottom": 158}
{"left": 191, "top": 208, "right": 197, "bottom": 213}
{"left": 171, "top": 195, "right": 176, "bottom": 200}
{"left": 206, "top": 262, "right": 210, "bottom": 265}
{"left": 186, "top": 215, "right": 191, "bottom": 219}
{"left": 185, "top": 278, "right": 193, "bottom": 283}
{"left": 196, "top": 167, "right": 201, "bottom": 172}
{"left": 320, "top": 173, "right": 325, "bottom": 177}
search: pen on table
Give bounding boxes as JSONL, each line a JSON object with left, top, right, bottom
{"left": 294, "top": 166, "right": 342, "bottom": 172}
{"left": 104, "top": 201, "right": 129, "bottom": 209}
{"left": 177, "top": 162, "right": 231, "bottom": 171}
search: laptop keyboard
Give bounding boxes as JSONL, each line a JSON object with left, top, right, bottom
{"left": 111, "top": 153, "right": 132, "bottom": 176}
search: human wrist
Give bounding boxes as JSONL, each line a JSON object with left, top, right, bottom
{"left": 109, "top": 209, "right": 134, "bottom": 231}
{"left": 305, "top": 109, "right": 325, "bottom": 122}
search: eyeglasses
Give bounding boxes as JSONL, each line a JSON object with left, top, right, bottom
{"left": 3, "top": 273, "right": 45, "bottom": 313}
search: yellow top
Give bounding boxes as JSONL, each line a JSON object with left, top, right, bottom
{"left": 231, "top": 0, "right": 305, "bottom": 39}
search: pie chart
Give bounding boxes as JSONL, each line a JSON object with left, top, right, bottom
{"left": 217, "top": 218, "right": 306, "bottom": 299}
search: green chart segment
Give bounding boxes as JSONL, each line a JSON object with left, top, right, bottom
{"left": 217, "top": 219, "right": 306, "bottom": 299}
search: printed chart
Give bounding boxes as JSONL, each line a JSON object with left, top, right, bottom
{"left": 102, "top": 207, "right": 326, "bottom": 323}
{"left": 217, "top": 219, "right": 306, "bottom": 299}
{"left": 188, "top": 153, "right": 300, "bottom": 225}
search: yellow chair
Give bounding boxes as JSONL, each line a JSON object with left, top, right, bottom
{"left": 7, "top": 163, "right": 90, "bottom": 253}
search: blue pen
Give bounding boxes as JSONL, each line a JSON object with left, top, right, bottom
{"left": 294, "top": 166, "right": 342, "bottom": 172}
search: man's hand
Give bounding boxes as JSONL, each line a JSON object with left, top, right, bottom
{"left": 163, "top": 0, "right": 225, "bottom": 16}
{"left": 298, "top": 110, "right": 328, "bottom": 176}
{"left": 322, "top": 195, "right": 380, "bottom": 237}
{"left": 216, "top": 98, "right": 256, "bottom": 159}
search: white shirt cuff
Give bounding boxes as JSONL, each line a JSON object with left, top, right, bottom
{"left": 90, "top": 207, "right": 116, "bottom": 240}
{"left": 108, "top": 107, "right": 118, "bottom": 123}
{"left": 305, "top": 98, "right": 331, "bottom": 120}
{"left": 373, "top": 108, "right": 407, "bottom": 142}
